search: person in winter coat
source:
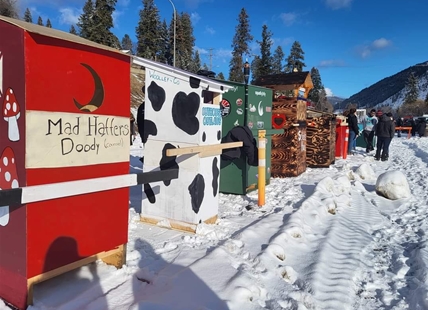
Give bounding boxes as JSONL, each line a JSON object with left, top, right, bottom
{"left": 395, "top": 117, "right": 403, "bottom": 137}
{"left": 374, "top": 111, "right": 395, "bottom": 161}
{"left": 347, "top": 108, "right": 359, "bottom": 155}
{"left": 418, "top": 118, "right": 427, "bottom": 137}
{"left": 130, "top": 113, "right": 136, "bottom": 145}
{"left": 362, "top": 109, "right": 377, "bottom": 153}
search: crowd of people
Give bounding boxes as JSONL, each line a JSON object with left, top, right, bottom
{"left": 344, "top": 108, "right": 427, "bottom": 161}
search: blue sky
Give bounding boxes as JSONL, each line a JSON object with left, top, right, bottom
{"left": 16, "top": 0, "right": 428, "bottom": 98}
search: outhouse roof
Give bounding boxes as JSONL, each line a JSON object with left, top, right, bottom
{"left": 0, "top": 16, "right": 128, "bottom": 57}
{"left": 253, "top": 72, "right": 313, "bottom": 91}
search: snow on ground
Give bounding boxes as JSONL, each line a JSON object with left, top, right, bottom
{"left": 2, "top": 136, "right": 428, "bottom": 310}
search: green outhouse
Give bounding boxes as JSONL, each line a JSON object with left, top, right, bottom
{"left": 218, "top": 81, "right": 281, "bottom": 195}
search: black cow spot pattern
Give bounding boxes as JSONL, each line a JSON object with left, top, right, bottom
{"left": 148, "top": 81, "right": 166, "bottom": 111}
{"left": 188, "top": 174, "right": 205, "bottom": 214}
{"left": 202, "top": 132, "right": 206, "bottom": 142}
{"left": 172, "top": 91, "right": 200, "bottom": 135}
{"left": 217, "top": 130, "right": 221, "bottom": 141}
{"left": 189, "top": 76, "right": 201, "bottom": 89}
{"left": 159, "top": 143, "right": 178, "bottom": 186}
{"left": 212, "top": 157, "right": 219, "bottom": 197}
{"left": 142, "top": 120, "right": 157, "bottom": 144}
{"left": 144, "top": 183, "right": 156, "bottom": 204}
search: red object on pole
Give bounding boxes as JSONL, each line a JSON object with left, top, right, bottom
{"left": 343, "top": 128, "right": 349, "bottom": 159}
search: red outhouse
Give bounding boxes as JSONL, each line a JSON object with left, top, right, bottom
{"left": 0, "top": 16, "right": 130, "bottom": 309}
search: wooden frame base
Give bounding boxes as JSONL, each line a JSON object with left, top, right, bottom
{"left": 140, "top": 215, "right": 218, "bottom": 233}
{"left": 26, "top": 244, "right": 127, "bottom": 306}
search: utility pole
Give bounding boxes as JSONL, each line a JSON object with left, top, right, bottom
{"left": 208, "top": 48, "right": 214, "bottom": 70}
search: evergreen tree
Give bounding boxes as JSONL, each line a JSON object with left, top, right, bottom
{"left": 37, "top": 16, "right": 43, "bottom": 26}
{"left": 404, "top": 72, "right": 419, "bottom": 104}
{"left": 77, "top": 0, "right": 95, "bottom": 40}
{"left": 307, "top": 67, "right": 323, "bottom": 103}
{"left": 250, "top": 56, "right": 261, "bottom": 83}
{"left": 229, "top": 8, "right": 253, "bottom": 82}
{"left": 176, "top": 12, "right": 195, "bottom": 70}
{"left": 91, "top": 0, "right": 120, "bottom": 48}
{"left": 252, "top": 24, "right": 273, "bottom": 82}
{"left": 156, "top": 19, "right": 169, "bottom": 63}
{"left": 216, "top": 72, "right": 225, "bottom": 80}
{"left": 121, "top": 34, "right": 133, "bottom": 53}
{"left": 202, "top": 63, "right": 209, "bottom": 70}
{"left": 46, "top": 18, "right": 52, "bottom": 28}
{"left": 285, "top": 41, "right": 306, "bottom": 72}
{"left": 23, "top": 8, "right": 32, "bottom": 23}
{"left": 136, "top": 0, "right": 161, "bottom": 60}
{"left": 167, "top": 13, "right": 175, "bottom": 65}
{"left": 425, "top": 91, "right": 428, "bottom": 106}
{"left": 0, "top": 0, "right": 19, "bottom": 18}
{"left": 189, "top": 50, "right": 201, "bottom": 73}
{"left": 69, "top": 25, "right": 78, "bottom": 35}
{"left": 271, "top": 45, "right": 284, "bottom": 74}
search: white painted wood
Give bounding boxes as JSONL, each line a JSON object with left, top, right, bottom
{"left": 21, "top": 174, "right": 138, "bottom": 204}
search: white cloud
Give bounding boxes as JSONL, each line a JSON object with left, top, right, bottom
{"left": 325, "top": 87, "right": 333, "bottom": 97}
{"left": 59, "top": 7, "right": 80, "bottom": 25}
{"left": 195, "top": 46, "right": 208, "bottom": 55}
{"left": 190, "top": 12, "right": 201, "bottom": 25}
{"left": 324, "top": 0, "right": 353, "bottom": 10}
{"left": 117, "top": 0, "right": 130, "bottom": 7}
{"left": 356, "top": 38, "right": 393, "bottom": 58}
{"left": 113, "top": 10, "right": 125, "bottom": 28}
{"left": 279, "top": 12, "right": 297, "bottom": 26}
{"left": 184, "top": 0, "right": 213, "bottom": 9}
{"left": 272, "top": 37, "right": 294, "bottom": 47}
{"left": 319, "top": 59, "right": 346, "bottom": 67}
{"left": 372, "top": 38, "right": 392, "bottom": 49}
{"left": 205, "top": 26, "right": 215, "bottom": 35}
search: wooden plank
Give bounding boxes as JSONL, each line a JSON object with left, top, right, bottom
{"left": 27, "top": 244, "right": 126, "bottom": 305}
{"left": 140, "top": 214, "right": 218, "bottom": 233}
{"left": 166, "top": 142, "right": 242, "bottom": 157}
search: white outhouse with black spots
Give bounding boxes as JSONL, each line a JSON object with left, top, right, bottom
{"left": 133, "top": 57, "right": 233, "bottom": 231}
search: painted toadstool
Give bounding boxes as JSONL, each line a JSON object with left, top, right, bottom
{"left": 0, "top": 147, "right": 19, "bottom": 227}
{"left": 3, "top": 87, "right": 20, "bottom": 142}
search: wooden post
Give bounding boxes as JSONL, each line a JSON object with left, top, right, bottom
{"left": 258, "top": 130, "right": 266, "bottom": 207}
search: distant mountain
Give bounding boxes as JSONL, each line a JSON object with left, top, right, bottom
{"left": 327, "top": 96, "right": 346, "bottom": 109}
{"left": 341, "top": 61, "right": 428, "bottom": 109}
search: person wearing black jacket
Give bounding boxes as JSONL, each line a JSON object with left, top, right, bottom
{"left": 347, "top": 108, "right": 359, "bottom": 155}
{"left": 374, "top": 112, "right": 395, "bottom": 161}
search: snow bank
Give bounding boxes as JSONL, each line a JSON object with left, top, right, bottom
{"left": 375, "top": 170, "right": 411, "bottom": 200}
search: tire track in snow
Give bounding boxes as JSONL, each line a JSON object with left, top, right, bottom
{"left": 306, "top": 190, "right": 385, "bottom": 310}
{"left": 354, "top": 138, "right": 428, "bottom": 309}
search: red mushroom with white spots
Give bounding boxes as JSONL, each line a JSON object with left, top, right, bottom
{"left": 3, "top": 87, "right": 20, "bottom": 142}
{"left": 0, "top": 147, "right": 19, "bottom": 227}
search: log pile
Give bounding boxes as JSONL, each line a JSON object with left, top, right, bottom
{"left": 306, "top": 114, "right": 336, "bottom": 168}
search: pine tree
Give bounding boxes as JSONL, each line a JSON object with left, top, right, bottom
{"left": 77, "top": 0, "right": 95, "bottom": 40}
{"left": 91, "top": 0, "right": 120, "bottom": 48}
{"left": 216, "top": 72, "right": 225, "bottom": 80}
{"left": 189, "top": 50, "right": 201, "bottom": 73}
{"left": 136, "top": 0, "right": 161, "bottom": 60}
{"left": 46, "top": 18, "right": 52, "bottom": 28}
{"left": 250, "top": 56, "right": 261, "bottom": 83}
{"left": 156, "top": 19, "right": 169, "bottom": 63}
{"left": 252, "top": 24, "right": 273, "bottom": 82}
{"left": 271, "top": 46, "right": 284, "bottom": 74}
{"left": 0, "top": 0, "right": 19, "bottom": 18}
{"left": 202, "top": 63, "right": 209, "bottom": 70}
{"left": 69, "top": 25, "right": 78, "bottom": 35}
{"left": 229, "top": 8, "right": 253, "bottom": 82}
{"left": 404, "top": 72, "right": 419, "bottom": 104}
{"left": 121, "top": 34, "right": 133, "bottom": 53}
{"left": 37, "top": 16, "right": 43, "bottom": 26}
{"left": 176, "top": 12, "right": 195, "bottom": 70}
{"left": 307, "top": 67, "right": 323, "bottom": 103}
{"left": 167, "top": 13, "right": 175, "bottom": 65}
{"left": 23, "top": 8, "right": 32, "bottom": 23}
{"left": 285, "top": 41, "right": 306, "bottom": 72}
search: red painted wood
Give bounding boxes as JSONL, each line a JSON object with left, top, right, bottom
{"left": 0, "top": 22, "right": 28, "bottom": 310}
